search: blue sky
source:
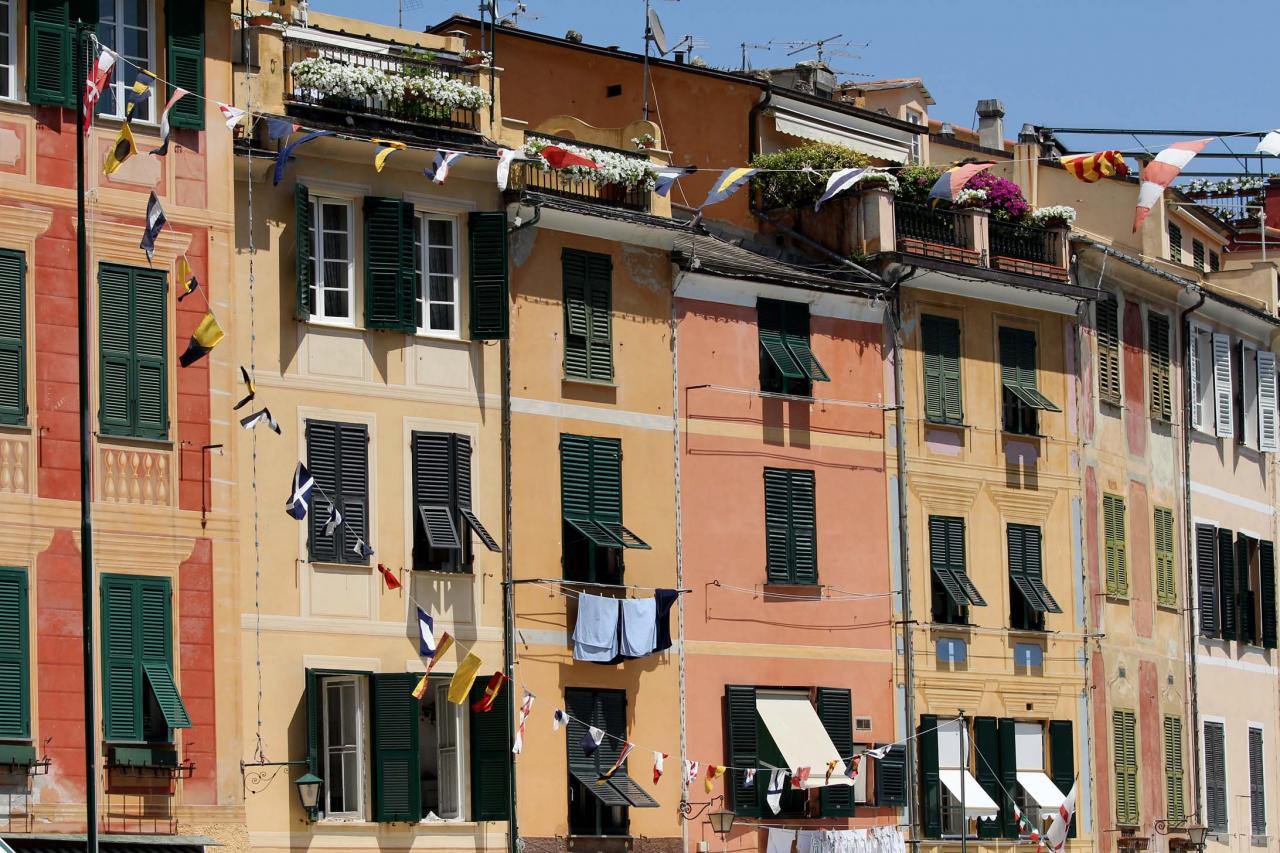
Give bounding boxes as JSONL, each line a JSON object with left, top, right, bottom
{"left": 309, "top": 0, "right": 1280, "bottom": 172}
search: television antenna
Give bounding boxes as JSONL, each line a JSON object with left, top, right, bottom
{"left": 642, "top": 0, "right": 679, "bottom": 121}
{"left": 739, "top": 41, "right": 772, "bottom": 71}
{"left": 776, "top": 33, "right": 866, "bottom": 64}
{"left": 397, "top": 0, "right": 422, "bottom": 29}
{"left": 498, "top": 1, "right": 540, "bottom": 27}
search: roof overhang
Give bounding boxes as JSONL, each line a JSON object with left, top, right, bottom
{"left": 516, "top": 199, "right": 686, "bottom": 251}
{"left": 883, "top": 252, "right": 1097, "bottom": 315}
{"left": 766, "top": 93, "right": 916, "bottom": 162}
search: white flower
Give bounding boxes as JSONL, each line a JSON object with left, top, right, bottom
{"left": 953, "top": 187, "right": 989, "bottom": 207}
{"left": 522, "top": 137, "right": 656, "bottom": 191}
{"left": 1029, "top": 204, "right": 1077, "bottom": 227}
{"left": 289, "top": 57, "right": 492, "bottom": 112}
{"left": 858, "top": 168, "right": 900, "bottom": 192}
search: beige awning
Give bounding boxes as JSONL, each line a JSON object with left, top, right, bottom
{"left": 755, "top": 691, "right": 850, "bottom": 788}
{"left": 1018, "top": 771, "right": 1066, "bottom": 809}
{"left": 939, "top": 769, "right": 1000, "bottom": 817}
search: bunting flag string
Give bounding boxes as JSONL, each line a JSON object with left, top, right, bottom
{"left": 139, "top": 191, "right": 166, "bottom": 262}
{"left": 652, "top": 751, "right": 666, "bottom": 784}
{"left": 814, "top": 166, "right": 870, "bottom": 211}
{"left": 265, "top": 117, "right": 300, "bottom": 141}
{"left": 124, "top": 70, "right": 155, "bottom": 124}
{"left": 417, "top": 609, "right": 436, "bottom": 657}
{"left": 496, "top": 148, "right": 527, "bottom": 191}
{"left": 447, "top": 653, "right": 483, "bottom": 704}
{"left": 273, "top": 130, "right": 334, "bottom": 185}
{"left": 151, "top": 87, "right": 189, "bottom": 156}
{"left": 653, "top": 164, "right": 696, "bottom": 197}
{"left": 1134, "top": 138, "right": 1212, "bottom": 231}
{"left": 512, "top": 691, "right": 535, "bottom": 754}
{"left": 1257, "top": 131, "right": 1280, "bottom": 157}
{"left": 239, "top": 408, "right": 280, "bottom": 434}
{"left": 427, "top": 149, "right": 466, "bottom": 184}
{"left": 377, "top": 562, "right": 402, "bottom": 590}
{"left": 102, "top": 122, "right": 137, "bottom": 175}
{"left": 176, "top": 254, "right": 199, "bottom": 301}
{"left": 471, "top": 672, "right": 508, "bottom": 713}
{"left": 234, "top": 366, "right": 256, "bottom": 410}
{"left": 373, "top": 138, "right": 408, "bottom": 172}
{"left": 700, "top": 167, "right": 758, "bottom": 208}
{"left": 598, "top": 741, "right": 635, "bottom": 782}
{"left": 285, "top": 463, "right": 313, "bottom": 520}
{"left": 83, "top": 48, "right": 116, "bottom": 135}
{"left": 703, "top": 764, "right": 726, "bottom": 794}
{"left": 178, "top": 312, "right": 225, "bottom": 367}
{"left": 219, "top": 102, "right": 248, "bottom": 130}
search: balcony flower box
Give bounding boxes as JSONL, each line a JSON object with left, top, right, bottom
{"left": 522, "top": 137, "right": 656, "bottom": 191}
{"left": 290, "top": 57, "right": 491, "bottom": 114}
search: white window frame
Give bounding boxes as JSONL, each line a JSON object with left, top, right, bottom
{"left": 321, "top": 675, "right": 366, "bottom": 821}
{"left": 906, "top": 109, "right": 923, "bottom": 163}
{"left": 96, "top": 0, "right": 157, "bottom": 122}
{"left": 414, "top": 211, "right": 461, "bottom": 339}
{"left": 309, "top": 197, "right": 356, "bottom": 326}
{"left": 431, "top": 679, "right": 466, "bottom": 820}
{"left": 0, "top": 0, "right": 16, "bottom": 101}
{"left": 1242, "top": 343, "right": 1258, "bottom": 449}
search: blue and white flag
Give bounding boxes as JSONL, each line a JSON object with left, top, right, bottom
{"left": 580, "top": 725, "right": 604, "bottom": 757}
{"left": 352, "top": 537, "right": 375, "bottom": 559}
{"left": 418, "top": 608, "right": 436, "bottom": 657}
{"left": 814, "top": 167, "right": 869, "bottom": 211}
{"left": 323, "top": 506, "right": 342, "bottom": 537}
{"left": 552, "top": 709, "right": 567, "bottom": 732}
{"left": 140, "top": 191, "right": 166, "bottom": 263}
{"left": 273, "top": 130, "right": 334, "bottom": 186}
{"left": 285, "top": 462, "right": 314, "bottom": 520}
{"left": 427, "top": 149, "right": 466, "bottom": 184}
{"left": 653, "top": 164, "right": 695, "bottom": 198}
{"left": 265, "top": 117, "right": 299, "bottom": 141}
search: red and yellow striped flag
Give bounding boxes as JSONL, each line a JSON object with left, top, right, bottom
{"left": 470, "top": 671, "right": 507, "bottom": 712}
{"left": 1059, "top": 150, "right": 1129, "bottom": 183}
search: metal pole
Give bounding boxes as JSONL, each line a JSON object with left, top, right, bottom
{"left": 75, "top": 22, "right": 100, "bottom": 853}
{"left": 501, "top": 334, "right": 517, "bottom": 853}
{"left": 641, "top": 0, "right": 651, "bottom": 121}
{"left": 1262, "top": 209, "right": 1267, "bottom": 262}
{"left": 958, "top": 711, "right": 967, "bottom": 853}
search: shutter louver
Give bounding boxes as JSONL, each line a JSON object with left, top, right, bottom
{"left": 973, "top": 717, "right": 1002, "bottom": 838}
{"left": 1155, "top": 508, "right": 1177, "bottom": 606}
{"left": 586, "top": 253, "right": 614, "bottom": 382}
{"left": 295, "top": 184, "right": 313, "bottom": 320}
{"left": 469, "top": 674, "right": 512, "bottom": 820}
{"left": 28, "top": 0, "right": 72, "bottom": 107}
{"left": 164, "top": 0, "right": 205, "bottom": 129}
{"left": 922, "top": 314, "right": 962, "bottom": 425}
{"left": 371, "top": 673, "right": 421, "bottom": 823}
{"left": 919, "top": 715, "right": 942, "bottom": 839}
{"left": 1196, "top": 524, "right": 1220, "bottom": 638}
{"left": 1249, "top": 727, "right": 1265, "bottom": 836}
{"left": 997, "top": 718, "right": 1019, "bottom": 837}
{"left": 1260, "top": 540, "right": 1277, "bottom": 649}
{"left": 1048, "top": 719, "right": 1076, "bottom": 837}
{"left": 817, "top": 688, "right": 854, "bottom": 817}
{"left": 0, "top": 568, "right": 30, "bottom": 739}
{"left": 133, "top": 268, "right": 168, "bottom": 439}
{"left": 725, "top": 686, "right": 761, "bottom": 816}
{"left": 1218, "top": 527, "right": 1237, "bottom": 641}
{"left": 1113, "top": 710, "right": 1138, "bottom": 825}
{"left": 758, "top": 299, "right": 806, "bottom": 381}
{"left": 874, "top": 745, "right": 906, "bottom": 807}
{"left": 789, "top": 470, "right": 818, "bottom": 585}
{"left": 363, "top": 197, "right": 416, "bottom": 332}
{"left": 455, "top": 435, "right": 500, "bottom": 553}
{"left": 1103, "top": 494, "right": 1128, "bottom": 597}
{"left": 1190, "top": 329, "right": 1204, "bottom": 429}
{"left": 562, "top": 252, "right": 590, "bottom": 379}
{"left": 338, "top": 423, "right": 369, "bottom": 562}
{"left": 763, "top": 468, "right": 793, "bottom": 584}
{"left": 98, "top": 265, "right": 134, "bottom": 434}
{"left": 306, "top": 421, "right": 339, "bottom": 563}
{"left": 1097, "top": 297, "right": 1121, "bottom": 405}
{"left": 0, "top": 250, "right": 26, "bottom": 424}
{"left": 1256, "top": 351, "right": 1278, "bottom": 452}
{"left": 411, "top": 431, "right": 460, "bottom": 558}
{"left": 1164, "top": 716, "right": 1184, "bottom": 822}
{"left": 468, "top": 211, "right": 509, "bottom": 339}
{"left": 763, "top": 468, "right": 817, "bottom": 584}
{"left": 102, "top": 576, "right": 142, "bottom": 741}
{"left": 1205, "top": 721, "right": 1227, "bottom": 832}
{"left": 1212, "top": 333, "right": 1234, "bottom": 438}
{"left": 782, "top": 303, "right": 828, "bottom": 383}
{"left": 1148, "top": 312, "right": 1172, "bottom": 420}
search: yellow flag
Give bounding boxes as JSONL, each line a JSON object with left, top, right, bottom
{"left": 411, "top": 673, "right": 430, "bottom": 700}
{"left": 446, "top": 652, "right": 482, "bottom": 704}
{"left": 373, "top": 139, "right": 407, "bottom": 173}
{"left": 179, "top": 313, "right": 225, "bottom": 367}
{"left": 103, "top": 122, "right": 137, "bottom": 175}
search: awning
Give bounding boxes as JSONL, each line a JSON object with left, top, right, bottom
{"left": 569, "top": 769, "right": 660, "bottom": 808}
{"left": 939, "top": 769, "right": 1000, "bottom": 817}
{"left": 141, "top": 662, "right": 191, "bottom": 729}
{"left": 756, "top": 691, "right": 849, "bottom": 788}
{"left": 1017, "top": 771, "right": 1066, "bottom": 809}
{"left": 768, "top": 99, "right": 912, "bottom": 163}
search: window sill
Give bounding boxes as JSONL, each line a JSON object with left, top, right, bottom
{"left": 563, "top": 376, "right": 618, "bottom": 389}
{"left": 923, "top": 419, "right": 969, "bottom": 430}
{"left": 411, "top": 567, "right": 475, "bottom": 577}
{"left": 1001, "top": 431, "right": 1046, "bottom": 442}
{"left": 305, "top": 318, "right": 360, "bottom": 331}
{"left": 96, "top": 432, "right": 172, "bottom": 448}
{"left": 0, "top": 421, "right": 30, "bottom": 433}
{"left": 413, "top": 330, "right": 466, "bottom": 344}
{"left": 762, "top": 583, "right": 822, "bottom": 599}
{"left": 1105, "top": 593, "right": 1131, "bottom": 603}
{"left": 307, "top": 560, "right": 371, "bottom": 570}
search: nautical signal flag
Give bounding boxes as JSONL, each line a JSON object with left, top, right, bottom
{"left": 815, "top": 167, "right": 870, "bottom": 211}
{"left": 218, "top": 102, "right": 247, "bottom": 130}
{"left": 1059, "top": 150, "right": 1129, "bottom": 183}
{"left": 286, "top": 462, "right": 314, "bottom": 520}
{"left": 704, "top": 764, "right": 726, "bottom": 794}
{"left": 682, "top": 760, "right": 699, "bottom": 785}
{"left": 581, "top": 725, "right": 605, "bottom": 757}
{"left": 176, "top": 255, "right": 199, "bottom": 301}
{"left": 352, "top": 538, "right": 375, "bottom": 559}
{"left": 124, "top": 70, "right": 156, "bottom": 124}
{"left": 323, "top": 506, "right": 343, "bottom": 538}
{"left": 652, "top": 752, "right": 666, "bottom": 784}
{"left": 1256, "top": 131, "right": 1280, "bottom": 157}
{"left": 273, "top": 130, "right": 333, "bottom": 186}
{"left": 239, "top": 408, "right": 281, "bottom": 434}
{"left": 373, "top": 139, "right": 407, "bottom": 172}
{"left": 470, "top": 671, "right": 507, "bottom": 713}
{"left": 789, "top": 766, "right": 811, "bottom": 788}
{"left": 446, "top": 652, "right": 483, "bottom": 704}
{"left": 377, "top": 563, "right": 401, "bottom": 590}
{"left": 151, "top": 88, "right": 189, "bottom": 156}
{"left": 103, "top": 122, "right": 138, "bottom": 175}
{"left": 928, "top": 161, "right": 994, "bottom": 205}
{"left": 539, "top": 144, "right": 598, "bottom": 170}
{"left": 265, "top": 117, "right": 299, "bottom": 141}
{"left": 552, "top": 709, "right": 567, "bottom": 731}
{"left": 83, "top": 48, "right": 116, "bottom": 134}
{"left": 140, "top": 192, "right": 166, "bottom": 263}
{"left": 179, "top": 313, "right": 225, "bottom": 367}
{"left": 512, "top": 691, "right": 535, "bottom": 754}
{"left": 1134, "top": 139, "right": 1212, "bottom": 231}
{"left": 700, "top": 167, "right": 758, "bottom": 208}
{"left": 427, "top": 149, "right": 466, "bottom": 184}
{"left": 417, "top": 608, "right": 436, "bottom": 657}
{"left": 234, "top": 366, "right": 256, "bottom": 410}
{"left": 597, "top": 741, "right": 634, "bottom": 782}
{"left": 429, "top": 632, "right": 454, "bottom": 672}
{"left": 653, "top": 165, "right": 695, "bottom": 198}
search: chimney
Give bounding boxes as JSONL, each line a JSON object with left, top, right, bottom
{"left": 976, "top": 98, "right": 1005, "bottom": 151}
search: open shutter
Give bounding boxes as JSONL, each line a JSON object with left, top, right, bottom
{"left": 411, "top": 431, "right": 460, "bottom": 559}
{"left": 371, "top": 673, "right": 421, "bottom": 823}
{"left": 997, "top": 718, "right": 1019, "bottom": 837}
{"left": 164, "top": 0, "right": 205, "bottom": 129}
{"left": 469, "top": 674, "right": 512, "bottom": 820}
{"left": 782, "top": 302, "right": 829, "bottom": 383}
{"left": 1149, "top": 312, "right": 1172, "bottom": 420}
{"left": 468, "top": 211, "right": 509, "bottom": 339}
{"left": 304, "top": 669, "right": 321, "bottom": 775}
{"left": 0, "top": 250, "right": 25, "bottom": 424}
{"left": 763, "top": 468, "right": 793, "bottom": 584}
{"left": 562, "top": 251, "right": 590, "bottom": 378}
{"left": 137, "top": 577, "right": 187, "bottom": 732}
{"left": 973, "top": 717, "right": 1002, "bottom": 838}
{"left": 456, "top": 435, "right": 500, "bottom": 553}
{"left": 560, "top": 433, "right": 593, "bottom": 522}
{"left": 817, "top": 688, "right": 854, "bottom": 817}
{"left": 1197, "top": 524, "right": 1219, "bottom": 638}
{"left": 133, "top": 268, "right": 169, "bottom": 440}
{"left": 1164, "top": 717, "right": 1184, "bottom": 821}
{"left": 789, "top": 470, "right": 818, "bottom": 585}
{"left": 1260, "top": 540, "right": 1277, "bottom": 649}
{"left": 98, "top": 265, "right": 134, "bottom": 435}
{"left": 875, "top": 745, "right": 906, "bottom": 806}
{"left": 306, "top": 421, "right": 339, "bottom": 563}
{"left": 0, "top": 568, "right": 30, "bottom": 739}
{"left": 724, "top": 685, "right": 761, "bottom": 817}
{"left": 1257, "top": 351, "right": 1278, "bottom": 452}
{"left": 101, "top": 576, "right": 142, "bottom": 741}
{"left": 1212, "top": 333, "right": 1234, "bottom": 438}
{"left": 758, "top": 300, "right": 805, "bottom": 381}
{"left": 338, "top": 423, "right": 369, "bottom": 563}
{"left": 363, "top": 197, "right": 416, "bottom": 332}
{"left": 1218, "top": 527, "right": 1237, "bottom": 641}
{"left": 585, "top": 254, "right": 614, "bottom": 381}
{"left": 28, "top": 0, "right": 72, "bottom": 106}
{"left": 295, "top": 184, "right": 313, "bottom": 320}
{"left": 919, "top": 715, "right": 942, "bottom": 838}
{"left": 1097, "top": 297, "right": 1121, "bottom": 405}
{"left": 1049, "top": 720, "right": 1075, "bottom": 836}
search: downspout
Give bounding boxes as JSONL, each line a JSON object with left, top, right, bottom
{"left": 748, "top": 90, "right": 772, "bottom": 162}
{"left": 1179, "top": 286, "right": 1206, "bottom": 828}
{"left": 501, "top": 333, "right": 517, "bottom": 853}
{"left": 671, "top": 271, "right": 687, "bottom": 853}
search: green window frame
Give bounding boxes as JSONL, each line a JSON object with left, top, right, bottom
{"left": 100, "top": 573, "right": 190, "bottom": 744}
{"left": 566, "top": 687, "right": 657, "bottom": 837}
{"left": 999, "top": 327, "right": 1059, "bottom": 436}
{"left": 27, "top": 0, "right": 97, "bottom": 108}
{"left": 468, "top": 210, "right": 509, "bottom": 339}
{"left": 1148, "top": 311, "right": 1173, "bottom": 421}
{"left": 1154, "top": 507, "right": 1177, "bottom": 606}
{"left": 560, "top": 434, "right": 648, "bottom": 584}
{"left": 0, "top": 249, "right": 27, "bottom": 425}
{"left": 758, "top": 298, "right": 829, "bottom": 396}
{"left": 305, "top": 420, "right": 370, "bottom": 565}
{"left": 928, "top": 515, "right": 985, "bottom": 622}
{"left": 1096, "top": 297, "right": 1121, "bottom": 406}
{"left": 1103, "top": 493, "right": 1128, "bottom": 597}
{"left": 363, "top": 196, "right": 417, "bottom": 332}
{"left": 763, "top": 467, "right": 817, "bottom": 585}
{"left": 410, "top": 431, "right": 500, "bottom": 573}
{"left": 98, "top": 263, "right": 168, "bottom": 440}
{"left": 1008, "top": 523, "right": 1061, "bottom": 630}
{"left": 0, "top": 567, "right": 31, "bottom": 741}
{"left": 1164, "top": 716, "right": 1184, "bottom": 822}
{"left": 164, "top": 0, "right": 204, "bottom": 129}
{"left": 562, "top": 249, "right": 613, "bottom": 382}
{"left": 1113, "top": 708, "right": 1138, "bottom": 826}
{"left": 921, "top": 314, "right": 963, "bottom": 425}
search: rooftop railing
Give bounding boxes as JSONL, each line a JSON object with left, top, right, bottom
{"left": 510, "top": 134, "right": 651, "bottom": 211}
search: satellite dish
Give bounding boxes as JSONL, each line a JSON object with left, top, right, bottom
{"left": 647, "top": 7, "right": 670, "bottom": 55}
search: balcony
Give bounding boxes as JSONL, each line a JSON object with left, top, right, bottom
{"left": 988, "top": 219, "right": 1067, "bottom": 280}
{"left": 507, "top": 133, "right": 653, "bottom": 212}
{"left": 894, "top": 203, "right": 978, "bottom": 265}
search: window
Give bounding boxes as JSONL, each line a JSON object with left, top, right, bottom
{"left": 27, "top": 0, "right": 95, "bottom": 107}
{"left": 1164, "top": 716, "right": 1184, "bottom": 822}
{"left": 1239, "top": 343, "right": 1258, "bottom": 448}
{"left": 1168, "top": 221, "right": 1182, "bottom": 263}
{"left": 1013, "top": 642, "right": 1043, "bottom": 675}
{"left": 566, "top": 688, "right": 657, "bottom": 835}
{"left": 1190, "top": 328, "right": 1208, "bottom": 431}
{"left": 1250, "top": 727, "right": 1266, "bottom": 838}
{"left": 305, "top": 670, "right": 509, "bottom": 823}
{"left": 563, "top": 249, "right": 613, "bottom": 382}
{"left": 414, "top": 214, "right": 459, "bottom": 336}
{"left": 307, "top": 195, "right": 355, "bottom": 324}
{"left": 1148, "top": 312, "right": 1172, "bottom": 421}
{"left": 1154, "top": 507, "right": 1177, "bottom": 606}
{"left": 1196, "top": 525, "right": 1278, "bottom": 647}
{"left": 999, "top": 327, "right": 1059, "bottom": 436}
{"left": 1007, "top": 523, "right": 1060, "bottom": 631}
{"left": 0, "top": 567, "right": 30, "bottom": 742}
{"left": 0, "top": 0, "right": 14, "bottom": 99}
{"left": 1257, "top": 351, "right": 1278, "bottom": 452}
{"left": 560, "top": 434, "right": 648, "bottom": 585}
{"left": 1113, "top": 709, "right": 1138, "bottom": 826}
{"left": 1205, "top": 720, "right": 1227, "bottom": 833}
{"left": 96, "top": 0, "right": 154, "bottom": 121}
{"left": 1210, "top": 250, "right": 1221, "bottom": 272}
{"left": 1211, "top": 332, "right": 1233, "bottom": 438}
{"left": 1103, "top": 493, "right": 1128, "bottom": 597}
{"left": 936, "top": 637, "right": 967, "bottom": 665}
{"left": 1096, "top": 297, "right": 1121, "bottom": 406}
{"left": 0, "top": 249, "right": 26, "bottom": 425}
{"left": 98, "top": 263, "right": 167, "bottom": 440}
{"left": 1192, "top": 239, "right": 1205, "bottom": 270}
{"left": 921, "top": 314, "right": 962, "bottom": 424}
{"left": 305, "top": 420, "right": 369, "bottom": 565}
{"left": 758, "top": 298, "right": 829, "bottom": 397}
{"left": 410, "top": 431, "right": 500, "bottom": 573}
{"left": 928, "top": 515, "right": 984, "bottom": 624}
{"left": 100, "top": 574, "right": 191, "bottom": 745}
{"left": 906, "top": 109, "right": 923, "bottom": 162}
{"left": 763, "top": 467, "right": 817, "bottom": 585}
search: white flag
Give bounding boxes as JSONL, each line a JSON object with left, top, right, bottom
{"left": 1042, "top": 781, "right": 1077, "bottom": 851}
{"left": 1258, "top": 130, "right": 1280, "bottom": 158}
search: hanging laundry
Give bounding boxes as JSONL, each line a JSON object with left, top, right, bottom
{"left": 654, "top": 589, "right": 679, "bottom": 651}
{"left": 179, "top": 313, "right": 224, "bottom": 367}
{"left": 572, "top": 593, "right": 620, "bottom": 662}
{"left": 619, "top": 596, "right": 657, "bottom": 658}
{"left": 796, "top": 831, "right": 819, "bottom": 853}
{"left": 151, "top": 88, "right": 189, "bottom": 155}
{"left": 285, "top": 463, "right": 313, "bottom": 519}
{"left": 765, "top": 828, "right": 796, "bottom": 853}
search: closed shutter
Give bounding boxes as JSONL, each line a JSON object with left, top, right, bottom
{"left": 1190, "top": 329, "right": 1204, "bottom": 429}
{"left": 1048, "top": 719, "right": 1076, "bottom": 838}
{"left": 306, "top": 421, "right": 340, "bottom": 562}
{"left": 1154, "top": 508, "right": 1177, "bottom": 606}
{"left": 469, "top": 674, "right": 512, "bottom": 820}
{"left": 1097, "top": 297, "right": 1121, "bottom": 405}
{"left": 1197, "top": 524, "right": 1219, "bottom": 638}
{"left": 1257, "top": 351, "right": 1278, "bottom": 452}
{"left": 0, "top": 250, "right": 26, "bottom": 424}
{"left": 1103, "top": 494, "right": 1128, "bottom": 596}
{"left": 1212, "top": 333, "right": 1234, "bottom": 438}
{"left": 338, "top": 423, "right": 369, "bottom": 562}
{"left": 133, "top": 268, "right": 169, "bottom": 439}
{"left": 0, "top": 567, "right": 30, "bottom": 739}
{"left": 763, "top": 468, "right": 793, "bottom": 584}
{"left": 371, "top": 673, "right": 421, "bottom": 822}
{"left": 1237, "top": 536, "right": 1254, "bottom": 644}
{"left": 28, "top": 0, "right": 72, "bottom": 106}
{"left": 997, "top": 718, "right": 1019, "bottom": 837}
{"left": 763, "top": 468, "right": 817, "bottom": 585}
{"left": 295, "top": 184, "right": 313, "bottom": 319}
{"left": 563, "top": 251, "right": 589, "bottom": 379}
{"left": 562, "top": 249, "right": 613, "bottom": 381}
{"left": 919, "top": 715, "right": 942, "bottom": 838}
{"left": 1193, "top": 239, "right": 1205, "bottom": 270}
{"left": 817, "top": 688, "right": 854, "bottom": 817}
{"left": 363, "top": 197, "right": 416, "bottom": 332}
{"left": 1249, "top": 728, "right": 1265, "bottom": 836}
{"left": 1218, "top": 527, "right": 1237, "bottom": 641}
{"left": 306, "top": 421, "right": 369, "bottom": 565}
{"left": 98, "top": 265, "right": 134, "bottom": 435}
{"left": 874, "top": 744, "right": 906, "bottom": 806}
{"left": 1113, "top": 709, "right": 1138, "bottom": 825}
{"left": 101, "top": 575, "right": 142, "bottom": 741}
{"left": 922, "top": 314, "right": 962, "bottom": 424}
{"left": 467, "top": 211, "right": 509, "bottom": 339}
{"left": 789, "top": 470, "right": 817, "bottom": 585}
{"left": 1148, "top": 312, "right": 1172, "bottom": 420}
{"left": 1168, "top": 222, "right": 1182, "bottom": 263}
{"left": 164, "top": 0, "right": 204, "bottom": 129}
{"left": 1205, "top": 721, "right": 1227, "bottom": 832}
{"left": 1163, "top": 716, "right": 1184, "bottom": 821}
{"left": 972, "top": 717, "right": 1002, "bottom": 838}
{"left": 1260, "top": 540, "right": 1277, "bottom": 649}
{"left": 724, "top": 686, "right": 761, "bottom": 816}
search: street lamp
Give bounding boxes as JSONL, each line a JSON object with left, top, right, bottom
{"left": 295, "top": 772, "right": 323, "bottom": 818}
{"left": 1184, "top": 823, "right": 1207, "bottom": 850}
{"left": 708, "top": 809, "right": 735, "bottom": 837}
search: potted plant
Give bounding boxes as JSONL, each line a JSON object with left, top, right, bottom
{"left": 246, "top": 9, "right": 283, "bottom": 26}
{"left": 1029, "top": 205, "right": 1077, "bottom": 229}
{"left": 461, "top": 48, "right": 491, "bottom": 67}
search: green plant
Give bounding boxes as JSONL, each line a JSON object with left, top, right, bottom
{"left": 750, "top": 142, "right": 870, "bottom": 210}
{"left": 894, "top": 163, "right": 943, "bottom": 206}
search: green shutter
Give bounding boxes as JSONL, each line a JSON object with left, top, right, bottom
{"left": 28, "top": 0, "right": 72, "bottom": 106}
{"left": 758, "top": 299, "right": 806, "bottom": 381}
{"left": 98, "top": 265, "right": 167, "bottom": 439}
{"left": 1010, "top": 524, "right": 1059, "bottom": 613}
{"left": 1154, "top": 508, "right": 1176, "bottom": 606}
{"left": 133, "top": 268, "right": 168, "bottom": 439}
{"left": 371, "top": 673, "right": 421, "bottom": 823}
{"left": 0, "top": 567, "right": 30, "bottom": 739}
{"left": 1218, "top": 528, "right": 1237, "bottom": 641}
{"left": 1164, "top": 716, "right": 1184, "bottom": 822}
{"left": 997, "top": 718, "right": 1019, "bottom": 837}
{"left": 306, "top": 421, "right": 339, "bottom": 562}
{"left": 363, "top": 197, "right": 416, "bottom": 332}
{"left": 295, "top": 184, "right": 313, "bottom": 320}
{"left": 338, "top": 423, "right": 370, "bottom": 562}
{"left": 563, "top": 252, "right": 590, "bottom": 379}
{"left": 455, "top": 436, "right": 499, "bottom": 553}
{"left": 306, "top": 421, "right": 368, "bottom": 565}
{"left": 1197, "top": 524, "right": 1219, "bottom": 638}
{"left": 141, "top": 662, "right": 191, "bottom": 729}
{"left": 930, "top": 515, "right": 984, "bottom": 607}
{"left": 874, "top": 745, "right": 906, "bottom": 806}
{"left": 763, "top": 468, "right": 792, "bottom": 583}
{"left": 762, "top": 468, "right": 817, "bottom": 584}
{"left": 1000, "top": 326, "right": 1060, "bottom": 412}
{"left": 1104, "top": 494, "right": 1128, "bottom": 597}
{"left": 98, "top": 265, "right": 134, "bottom": 435}
{"left": 0, "top": 250, "right": 26, "bottom": 425}
{"left": 1096, "top": 297, "right": 1121, "bottom": 405}
{"left": 817, "top": 688, "right": 854, "bottom": 817}
{"left": 101, "top": 575, "right": 142, "bottom": 741}
{"left": 411, "top": 431, "right": 462, "bottom": 563}
{"left": 1048, "top": 719, "right": 1076, "bottom": 837}
{"left": 469, "top": 675, "right": 512, "bottom": 820}
{"left": 1114, "top": 710, "right": 1138, "bottom": 825}
{"left": 164, "top": 0, "right": 204, "bottom": 129}
{"left": 724, "top": 686, "right": 760, "bottom": 816}
{"left": 468, "top": 211, "right": 509, "bottom": 339}
{"left": 1148, "top": 312, "right": 1172, "bottom": 420}
{"left": 305, "top": 669, "right": 321, "bottom": 775}
{"left": 973, "top": 717, "right": 1002, "bottom": 838}
{"left": 919, "top": 715, "right": 941, "bottom": 839}
{"left": 789, "top": 470, "right": 817, "bottom": 585}
{"left": 562, "top": 250, "right": 613, "bottom": 381}
{"left": 782, "top": 302, "right": 829, "bottom": 383}
{"left": 922, "top": 314, "right": 962, "bottom": 424}
{"left": 1260, "top": 539, "right": 1277, "bottom": 649}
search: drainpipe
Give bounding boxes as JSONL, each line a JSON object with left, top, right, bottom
{"left": 748, "top": 90, "right": 772, "bottom": 162}
{"left": 1179, "top": 285, "right": 1206, "bottom": 828}
{"left": 502, "top": 332, "right": 517, "bottom": 853}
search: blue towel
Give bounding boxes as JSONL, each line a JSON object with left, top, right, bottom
{"left": 573, "top": 593, "right": 620, "bottom": 662}
{"left": 654, "top": 588, "right": 679, "bottom": 651}
{"left": 620, "top": 597, "right": 657, "bottom": 658}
